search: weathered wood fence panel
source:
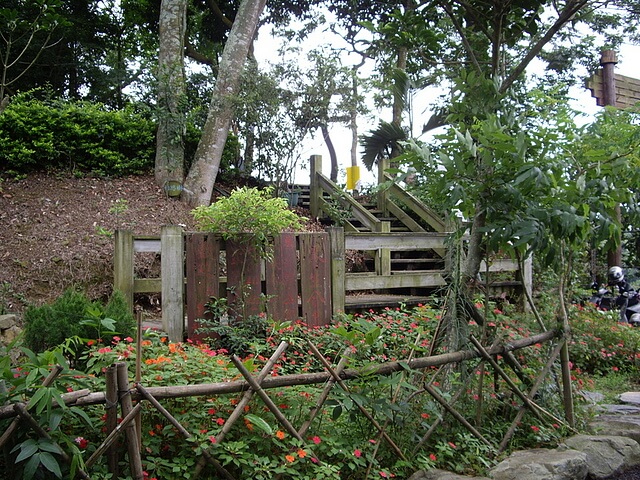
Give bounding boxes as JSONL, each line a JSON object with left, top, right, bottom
{"left": 226, "top": 238, "right": 262, "bottom": 319}
{"left": 299, "top": 232, "right": 332, "bottom": 327}
{"left": 265, "top": 233, "right": 299, "bottom": 322}
{"left": 185, "top": 233, "right": 220, "bottom": 342}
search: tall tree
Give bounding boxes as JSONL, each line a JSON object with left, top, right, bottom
{"left": 183, "top": 0, "right": 266, "bottom": 206}
{"left": 155, "top": 0, "right": 187, "bottom": 188}
{"left": 0, "top": 0, "right": 65, "bottom": 109}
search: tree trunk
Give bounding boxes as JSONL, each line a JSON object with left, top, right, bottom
{"left": 155, "top": 0, "right": 187, "bottom": 189}
{"left": 183, "top": 0, "right": 266, "bottom": 206}
{"left": 322, "top": 124, "right": 338, "bottom": 182}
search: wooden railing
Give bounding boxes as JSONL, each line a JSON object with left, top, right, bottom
{"left": 114, "top": 227, "right": 529, "bottom": 342}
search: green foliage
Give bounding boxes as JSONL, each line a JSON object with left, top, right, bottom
{"left": 5, "top": 299, "right": 639, "bottom": 478}
{"left": 0, "top": 93, "right": 156, "bottom": 176}
{"left": 191, "top": 186, "right": 305, "bottom": 259}
{"left": 23, "top": 289, "right": 134, "bottom": 354}
{"left": 569, "top": 303, "right": 640, "bottom": 376}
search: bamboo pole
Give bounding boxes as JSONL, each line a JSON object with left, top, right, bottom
{"left": 136, "top": 384, "right": 236, "bottom": 480}
{"left": 422, "top": 383, "right": 496, "bottom": 452}
{"left": 105, "top": 364, "right": 120, "bottom": 475}
{"left": 498, "top": 341, "right": 576, "bottom": 453}
{"left": 217, "top": 341, "right": 289, "bottom": 443}
{"left": 230, "top": 356, "right": 303, "bottom": 441}
{"left": 86, "top": 403, "right": 143, "bottom": 469}
{"left": 297, "top": 346, "right": 351, "bottom": 438}
{"left": 135, "top": 311, "right": 142, "bottom": 452}
{"left": 0, "top": 329, "right": 560, "bottom": 419}
{"left": 307, "top": 342, "right": 407, "bottom": 461}
{"left": 116, "top": 363, "right": 144, "bottom": 480}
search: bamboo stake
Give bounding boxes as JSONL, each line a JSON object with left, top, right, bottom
{"left": 297, "top": 345, "right": 351, "bottom": 438}
{"left": 230, "top": 355, "right": 303, "bottom": 441}
{"left": 366, "top": 332, "right": 421, "bottom": 478}
{"left": 116, "top": 363, "right": 144, "bottom": 480}
{"left": 423, "top": 383, "right": 496, "bottom": 452}
{"left": 412, "top": 371, "right": 472, "bottom": 454}
{"left": 86, "top": 402, "right": 143, "bottom": 469}
{"left": 217, "top": 341, "right": 289, "bottom": 443}
{"left": 498, "top": 340, "right": 576, "bottom": 453}
{"left": 136, "top": 384, "right": 236, "bottom": 480}
{"left": 0, "top": 329, "right": 561, "bottom": 419}
{"left": 469, "top": 335, "right": 545, "bottom": 422}
{"left": 470, "top": 336, "right": 569, "bottom": 428}
{"left": 307, "top": 342, "right": 407, "bottom": 461}
{"left": 135, "top": 310, "right": 142, "bottom": 452}
{"left": 14, "top": 403, "right": 90, "bottom": 479}
{"left": 0, "top": 364, "right": 63, "bottom": 449}
{"left": 105, "top": 364, "right": 119, "bottom": 475}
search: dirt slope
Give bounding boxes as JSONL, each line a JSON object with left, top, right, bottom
{"left": 0, "top": 173, "right": 197, "bottom": 312}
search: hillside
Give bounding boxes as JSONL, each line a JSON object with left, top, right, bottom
{"left": 0, "top": 173, "right": 200, "bottom": 314}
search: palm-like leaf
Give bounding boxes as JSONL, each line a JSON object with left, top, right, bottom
{"left": 360, "top": 121, "right": 407, "bottom": 170}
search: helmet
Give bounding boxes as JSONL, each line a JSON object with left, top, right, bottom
{"left": 608, "top": 266, "right": 624, "bottom": 284}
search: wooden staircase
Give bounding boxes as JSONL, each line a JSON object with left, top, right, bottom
{"left": 302, "top": 155, "right": 529, "bottom": 312}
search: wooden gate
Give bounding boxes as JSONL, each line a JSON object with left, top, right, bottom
{"left": 114, "top": 229, "right": 332, "bottom": 342}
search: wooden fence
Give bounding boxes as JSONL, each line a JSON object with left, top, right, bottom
{"left": 114, "top": 226, "right": 529, "bottom": 343}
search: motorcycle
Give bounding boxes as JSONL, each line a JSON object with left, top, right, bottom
{"left": 589, "top": 283, "right": 640, "bottom": 325}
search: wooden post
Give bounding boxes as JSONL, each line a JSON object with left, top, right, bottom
{"left": 375, "top": 221, "right": 391, "bottom": 277}
{"left": 161, "top": 225, "right": 184, "bottom": 342}
{"left": 309, "top": 154, "right": 322, "bottom": 219}
{"left": 377, "top": 157, "right": 390, "bottom": 215}
{"left": 114, "top": 230, "right": 134, "bottom": 313}
{"left": 105, "top": 365, "right": 120, "bottom": 476}
{"left": 328, "top": 227, "right": 345, "bottom": 316}
{"left": 300, "top": 233, "right": 332, "bottom": 326}
{"left": 186, "top": 233, "right": 220, "bottom": 341}
{"left": 601, "top": 50, "right": 623, "bottom": 268}
{"left": 116, "top": 363, "right": 144, "bottom": 480}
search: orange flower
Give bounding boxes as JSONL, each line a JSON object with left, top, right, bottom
{"left": 297, "top": 449, "right": 307, "bottom": 458}
{"left": 275, "top": 430, "right": 286, "bottom": 440}
{"left": 285, "top": 455, "right": 295, "bottom": 463}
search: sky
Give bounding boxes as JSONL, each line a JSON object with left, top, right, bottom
{"left": 255, "top": 19, "right": 640, "bottom": 188}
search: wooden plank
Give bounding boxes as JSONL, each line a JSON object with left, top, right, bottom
{"left": 161, "top": 226, "right": 184, "bottom": 342}
{"left": 346, "top": 271, "right": 446, "bottom": 290}
{"left": 133, "top": 278, "right": 162, "bottom": 293}
{"left": 186, "top": 233, "right": 220, "bottom": 342}
{"left": 480, "top": 258, "right": 518, "bottom": 272}
{"left": 328, "top": 227, "right": 345, "bottom": 315}
{"left": 133, "top": 238, "right": 161, "bottom": 253}
{"left": 226, "top": 237, "right": 262, "bottom": 319}
{"left": 265, "top": 233, "right": 299, "bottom": 322}
{"left": 299, "top": 233, "right": 332, "bottom": 327}
{"left": 114, "top": 230, "right": 134, "bottom": 312}
{"left": 346, "top": 232, "right": 449, "bottom": 251}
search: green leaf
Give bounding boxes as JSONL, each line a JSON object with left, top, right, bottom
{"left": 13, "top": 440, "right": 38, "bottom": 462}
{"left": 244, "top": 414, "right": 273, "bottom": 436}
{"left": 27, "top": 386, "right": 48, "bottom": 410}
{"left": 39, "top": 451, "right": 63, "bottom": 478}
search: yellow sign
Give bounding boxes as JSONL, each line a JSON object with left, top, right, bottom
{"left": 346, "top": 166, "right": 360, "bottom": 190}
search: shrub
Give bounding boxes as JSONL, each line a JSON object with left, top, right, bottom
{"left": 191, "top": 186, "right": 305, "bottom": 259}
{"left": 0, "top": 93, "right": 155, "bottom": 176}
{"left": 23, "top": 289, "right": 135, "bottom": 353}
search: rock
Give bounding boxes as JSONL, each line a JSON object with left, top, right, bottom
{"left": 408, "top": 469, "right": 489, "bottom": 480}
{"left": 0, "top": 314, "right": 21, "bottom": 347}
{"left": 489, "top": 447, "right": 588, "bottom": 480}
{"left": 0, "top": 314, "right": 17, "bottom": 330}
{"left": 589, "top": 417, "right": 640, "bottom": 444}
{"left": 564, "top": 434, "right": 640, "bottom": 479}
{"left": 620, "top": 393, "right": 640, "bottom": 405}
